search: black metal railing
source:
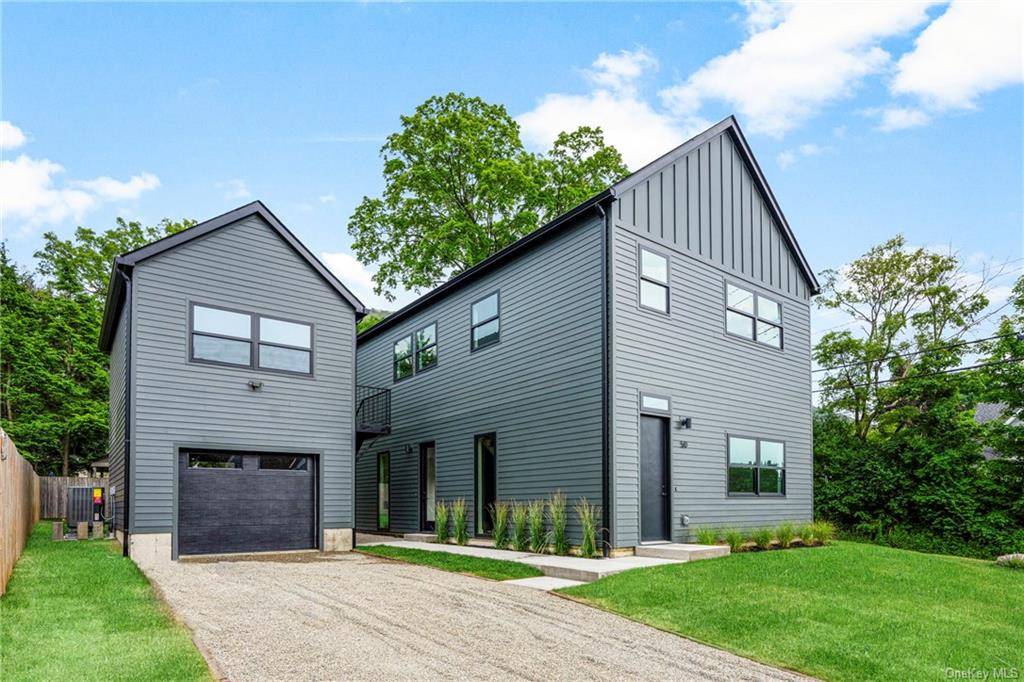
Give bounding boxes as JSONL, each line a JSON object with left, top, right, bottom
{"left": 356, "top": 385, "right": 391, "bottom": 434}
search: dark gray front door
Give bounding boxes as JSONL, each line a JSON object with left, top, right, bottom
{"left": 178, "top": 451, "right": 316, "bottom": 555}
{"left": 640, "top": 416, "right": 670, "bottom": 542}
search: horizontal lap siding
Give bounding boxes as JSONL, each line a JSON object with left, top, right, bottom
{"left": 130, "top": 216, "right": 356, "bottom": 535}
{"left": 107, "top": 305, "right": 127, "bottom": 531}
{"left": 355, "top": 217, "right": 605, "bottom": 539}
{"left": 611, "top": 129, "right": 814, "bottom": 546}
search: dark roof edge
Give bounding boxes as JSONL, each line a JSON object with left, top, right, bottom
{"left": 614, "top": 116, "right": 820, "bottom": 295}
{"left": 357, "top": 189, "right": 615, "bottom": 343}
{"left": 99, "top": 200, "right": 366, "bottom": 352}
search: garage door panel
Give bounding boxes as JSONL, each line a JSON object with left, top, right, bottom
{"left": 177, "top": 451, "right": 316, "bottom": 555}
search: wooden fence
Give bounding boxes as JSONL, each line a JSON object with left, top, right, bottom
{"left": 1, "top": 428, "right": 40, "bottom": 596}
{"left": 39, "top": 476, "right": 111, "bottom": 521}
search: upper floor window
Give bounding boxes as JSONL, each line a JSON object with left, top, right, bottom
{"left": 393, "top": 335, "right": 413, "bottom": 381}
{"left": 639, "top": 248, "right": 669, "bottom": 313}
{"left": 416, "top": 323, "right": 438, "bottom": 371}
{"left": 726, "top": 284, "right": 782, "bottom": 349}
{"left": 471, "top": 292, "right": 500, "bottom": 350}
{"left": 191, "top": 303, "right": 312, "bottom": 375}
{"left": 728, "top": 436, "right": 785, "bottom": 496}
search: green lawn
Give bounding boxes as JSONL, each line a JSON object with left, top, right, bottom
{"left": 357, "top": 544, "right": 544, "bottom": 581}
{"left": 0, "top": 523, "right": 210, "bottom": 681}
{"left": 561, "top": 541, "right": 1023, "bottom": 681}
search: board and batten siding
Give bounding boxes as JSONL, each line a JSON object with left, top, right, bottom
{"left": 614, "top": 128, "right": 811, "bottom": 301}
{"left": 355, "top": 215, "right": 606, "bottom": 538}
{"left": 107, "top": 303, "right": 128, "bottom": 531}
{"left": 610, "top": 128, "right": 815, "bottom": 546}
{"left": 128, "top": 215, "right": 356, "bottom": 538}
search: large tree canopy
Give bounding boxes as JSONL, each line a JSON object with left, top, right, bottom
{"left": 348, "top": 93, "right": 629, "bottom": 300}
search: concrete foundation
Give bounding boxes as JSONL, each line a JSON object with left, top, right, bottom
{"left": 322, "top": 527, "right": 353, "bottom": 552}
{"left": 129, "top": 532, "right": 173, "bottom": 569}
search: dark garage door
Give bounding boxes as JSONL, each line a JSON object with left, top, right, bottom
{"left": 178, "top": 451, "right": 316, "bottom": 555}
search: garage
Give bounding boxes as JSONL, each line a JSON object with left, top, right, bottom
{"left": 177, "top": 450, "right": 316, "bottom": 555}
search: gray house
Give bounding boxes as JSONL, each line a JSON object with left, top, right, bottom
{"left": 99, "top": 202, "right": 365, "bottom": 564}
{"left": 355, "top": 117, "right": 819, "bottom": 551}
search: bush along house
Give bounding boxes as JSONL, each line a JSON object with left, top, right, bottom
{"left": 100, "top": 116, "right": 817, "bottom": 564}
{"left": 355, "top": 116, "right": 819, "bottom": 553}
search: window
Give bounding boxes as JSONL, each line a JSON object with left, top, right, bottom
{"left": 640, "top": 393, "right": 671, "bottom": 414}
{"left": 474, "top": 434, "right": 497, "bottom": 535}
{"left": 393, "top": 336, "right": 413, "bottom": 381}
{"left": 258, "top": 455, "right": 308, "bottom": 471}
{"left": 726, "top": 284, "right": 783, "bottom": 348}
{"left": 727, "top": 436, "right": 785, "bottom": 495}
{"left": 188, "top": 452, "right": 244, "bottom": 469}
{"left": 415, "top": 323, "right": 438, "bottom": 371}
{"left": 471, "top": 292, "right": 500, "bottom": 350}
{"left": 190, "top": 303, "right": 313, "bottom": 375}
{"left": 639, "top": 248, "right": 669, "bottom": 313}
{"left": 377, "top": 452, "right": 390, "bottom": 530}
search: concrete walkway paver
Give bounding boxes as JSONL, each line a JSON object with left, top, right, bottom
{"left": 146, "top": 551, "right": 808, "bottom": 681}
{"left": 503, "top": 576, "right": 584, "bottom": 590}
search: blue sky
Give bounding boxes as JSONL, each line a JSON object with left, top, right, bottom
{"left": 2, "top": 1, "right": 1022, "bottom": 340}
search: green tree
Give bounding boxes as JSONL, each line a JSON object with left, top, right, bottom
{"left": 348, "top": 93, "right": 628, "bottom": 300}
{"left": 356, "top": 310, "right": 390, "bottom": 335}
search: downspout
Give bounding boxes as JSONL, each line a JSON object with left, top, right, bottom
{"left": 597, "top": 199, "right": 612, "bottom": 557}
{"left": 118, "top": 266, "right": 132, "bottom": 557}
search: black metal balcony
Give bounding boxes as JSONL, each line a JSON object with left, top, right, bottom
{"left": 356, "top": 384, "right": 391, "bottom": 450}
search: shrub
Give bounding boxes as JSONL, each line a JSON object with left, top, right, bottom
{"left": 995, "top": 553, "right": 1024, "bottom": 570}
{"left": 451, "top": 498, "right": 468, "bottom": 546}
{"left": 491, "top": 501, "right": 510, "bottom": 550}
{"left": 576, "top": 497, "right": 600, "bottom": 558}
{"left": 548, "top": 491, "right": 569, "bottom": 556}
{"left": 528, "top": 499, "right": 547, "bottom": 553}
{"left": 511, "top": 501, "right": 530, "bottom": 552}
{"left": 434, "top": 501, "right": 450, "bottom": 544}
{"left": 752, "top": 528, "right": 773, "bottom": 550}
{"left": 724, "top": 529, "right": 746, "bottom": 552}
{"left": 776, "top": 523, "right": 795, "bottom": 548}
{"left": 695, "top": 527, "right": 718, "bottom": 545}
{"left": 812, "top": 521, "right": 836, "bottom": 545}
{"left": 798, "top": 524, "right": 814, "bottom": 546}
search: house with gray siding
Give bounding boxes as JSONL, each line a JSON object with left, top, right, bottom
{"left": 99, "top": 202, "right": 365, "bottom": 564}
{"left": 355, "top": 117, "right": 819, "bottom": 551}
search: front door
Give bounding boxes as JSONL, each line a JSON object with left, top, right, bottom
{"left": 420, "top": 442, "right": 436, "bottom": 531}
{"left": 640, "top": 416, "right": 670, "bottom": 542}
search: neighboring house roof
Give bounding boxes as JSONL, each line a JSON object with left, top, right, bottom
{"left": 99, "top": 201, "right": 366, "bottom": 351}
{"left": 358, "top": 115, "right": 819, "bottom": 344}
{"left": 976, "top": 402, "right": 1021, "bottom": 460}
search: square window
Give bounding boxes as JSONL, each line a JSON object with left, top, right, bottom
{"left": 472, "top": 294, "right": 499, "bottom": 326}
{"left": 758, "top": 297, "right": 781, "bottom": 324}
{"left": 192, "top": 335, "right": 251, "bottom": 366}
{"left": 259, "top": 318, "right": 311, "bottom": 348}
{"left": 259, "top": 345, "right": 311, "bottom": 373}
{"left": 727, "top": 285, "right": 755, "bottom": 315}
{"left": 640, "top": 249, "right": 669, "bottom": 284}
{"left": 728, "top": 436, "right": 757, "bottom": 466}
{"left": 640, "top": 280, "right": 669, "bottom": 312}
{"left": 193, "top": 306, "right": 251, "bottom": 338}
{"left": 757, "top": 321, "right": 782, "bottom": 348}
{"left": 728, "top": 467, "right": 755, "bottom": 494}
{"left": 726, "top": 310, "right": 754, "bottom": 338}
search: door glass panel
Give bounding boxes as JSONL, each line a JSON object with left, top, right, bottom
{"left": 378, "top": 453, "right": 390, "bottom": 530}
{"left": 475, "top": 435, "right": 496, "bottom": 534}
{"left": 259, "top": 455, "right": 308, "bottom": 470}
{"left": 188, "top": 453, "right": 243, "bottom": 469}
{"left": 193, "top": 306, "right": 251, "bottom": 338}
{"left": 425, "top": 446, "right": 436, "bottom": 523}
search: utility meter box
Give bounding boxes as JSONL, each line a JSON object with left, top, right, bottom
{"left": 67, "top": 486, "right": 105, "bottom": 527}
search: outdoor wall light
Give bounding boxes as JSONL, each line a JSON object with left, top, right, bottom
{"left": 678, "top": 417, "right": 692, "bottom": 429}
{"left": 248, "top": 380, "right": 264, "bottom": 392}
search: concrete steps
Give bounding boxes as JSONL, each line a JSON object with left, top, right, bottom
{"left": 634, "top": 543, "right": 730, "bottom": 561}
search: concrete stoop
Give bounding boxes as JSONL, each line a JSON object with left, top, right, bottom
{"left": 402, "top": 533, "right": 436, "bottom": 543}
{"left": 634, "top": 543, "right": 731, "bottom": 561}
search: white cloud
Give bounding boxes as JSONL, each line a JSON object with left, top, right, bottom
{"left": 318, "top": 193, "right": 337, "bottom": 204}
{"left": 776, "top": 150, "right": 797, "bottom": 169}
{"left": 892, "top": 0, "right": 1023, "bottom": 110}
{"left": 0, "top": 153, "right": 160, "bottom": 233}
{"left": 320, "top": 251, "right": 418, "bottom": 310}
{"left": 659, "top": 2, "right": 936, "bottom": 137}
{"left": 518, "top": 48, "right": 710, "bottom": 169}
{"left": 73, "top": 173, "right": 160, "bottom": 201}
{"left": 872, "top": 107, "right": 931, "bottom": 132}
{"left": 216, "top": 178, "right": 251, "bottom": 200}
{"left": 776, "top": 142, "right": 826, "bottom": 169}
{"left": 0, "top": 121, "right": 28, "bottom": 150}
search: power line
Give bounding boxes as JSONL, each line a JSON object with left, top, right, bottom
{"left": 813, "top": 356, "right": 1024, "bottom": 393}
{"left": 813, "top": 332, "right": 1022, "bottom": 373}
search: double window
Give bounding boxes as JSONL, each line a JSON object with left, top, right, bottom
{"left": 471, "top": 292, "right": 500, "bottom": 350}
{"left": 639, "top": 248, "right": 670, "bottom": 313}
{"left": 190, "top": 303, "right": 313, "bottom": 375}
{"left": 727, "top": 436, "right": 785, "bottom": 495}
{"left": 726, "top": 284, "right": 782, "bottom": 349}
{"left": 394, "top": 322, "right": 438, "bottom": 381}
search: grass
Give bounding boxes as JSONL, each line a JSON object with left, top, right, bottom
{"left": 357, "top": 544, "right": 544, "bottom": 581}
{"left": 0, "top": 522, "right": 210, "bottom": 681}
{"left": 561, "top": 541, "right": 1024, "bottom": 681}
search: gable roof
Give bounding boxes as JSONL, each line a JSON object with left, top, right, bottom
{"left": 99, "top": 200, "right": 365, "bottom": 352}
{"left": 614, "top": 116, "right": 820, "bottom": 296}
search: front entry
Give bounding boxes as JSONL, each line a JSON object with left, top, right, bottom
{"left": 420, "top": 442, "right": 436, "bottom": 532}
{"left": 640, "top": 416, "right": 670, "bottom": 542}
{"left": 474, "top": 433, "right": 497, "bottom": 535}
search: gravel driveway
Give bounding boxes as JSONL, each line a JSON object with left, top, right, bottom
{"left": 146, "top": 551, "right": 805, "bottom": 681}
